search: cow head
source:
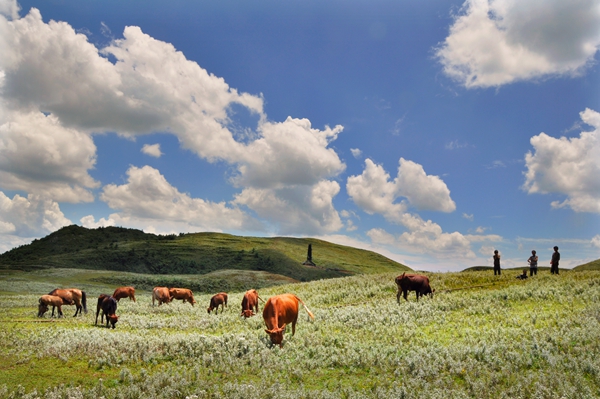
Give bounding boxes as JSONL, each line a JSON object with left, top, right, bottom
{"left": 207, "top": 307, "right": 213, "bottom": 314}
{"left": 107, "top": 314, "right": 119, "bottom": 329}
{"left": 265, "top": 324, "right": 286, "bottom": 346}
{"left": 241, "top": 309, "right": 255, "bottom": 318}
{"left": 38, "top": 303, "right": 49, "bottom": 317}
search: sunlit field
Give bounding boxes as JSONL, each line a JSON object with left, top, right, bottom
{"left": 1, "top": 269, "right": 600, "bottom": 398}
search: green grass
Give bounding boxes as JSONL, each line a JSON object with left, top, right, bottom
{"left": 1, "top": 269, "right": 600, "bottom": 398}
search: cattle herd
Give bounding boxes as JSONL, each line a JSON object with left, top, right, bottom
{"left": 36, "top": 273, "right": 433, "bottom": 346}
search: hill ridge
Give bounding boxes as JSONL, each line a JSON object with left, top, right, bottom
{"left": 0, "top": 225, "right": 410, "bottom": 282}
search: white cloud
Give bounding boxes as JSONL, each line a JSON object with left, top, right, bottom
{"left": 0, "top": 0, "right": 19, "bottom": 20}
{"left": 234, "top": 179, "right": 343, "bottom": 235}
{"left": 523, "top": 108, "right": 600, "bottom": 213}
{"left": 396, "top": 158, "right": 456, "bottom": 212}
{"left": 233, "top": 117, "right": 345, "bottom": 189}
{"left": 101, "top": 165, "right": 263, "bottom": 232}
{"left": 350, "top": 148, "right": 362, "bottom": 159}
{"left": 0, "top": 111, "right": 98, "bottom": 202}
{"left": 346, "top": 158, "right": 455, "bottom": 223}
{"left": 346, "top": 159, "right": 407, "bottom": 222}
{"left": 141, "top": 143, "right": 162, "bottom": 158}
{"left": 0, "top": 8, "right": 349, "bottom": 238}
{"left": 0, "top": 191, "right": 71, "bottom": 237}
{"left": 591, "top": 235, "right": 600, "bottom": 249}
{"left": 462, "top": 213, "right": 474, "bottom": 221}
{"left": 436, "top": 0, "right": 600, "bottom": 88}
{"left": 80, "top": 215, "right": 116, "bottom": 229}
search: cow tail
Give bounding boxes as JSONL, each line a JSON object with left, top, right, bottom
{"left": 257, "top": 295, "right": 265, "bottom": 303}
{"left": 82, "top": 291, "right": 87, "bottom": 313}
{"left": 296, "top": 296, "right": 315, "bottom": 320}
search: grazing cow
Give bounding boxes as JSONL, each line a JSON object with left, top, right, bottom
{"left": 38, "top": 295, "right": 64, "bottom": 318}
{"left": 241, "top": 289, "right": 263, "bottom": 318}
{"left": 263, "top": 293, "right": 314, "bottom": 347}
{"left": 152, "top": 287, "right": 172, "bottom": 306}
{"left": 113, "top": 286, "right": 136, "bottom": 302}
{"left": 48, "top": 288, "right": 87, "bottom": 316}
{"left": 207, "top": 292, "right": 228, "bottom": 314}
{"left": 169, "top": 288, "right": 197, "bottom": 306}
{"left": 95, "top": 294, "right": 119, "bottom": 329}
{"left": 395, "top": 272, "right": 434, "bottom": 303}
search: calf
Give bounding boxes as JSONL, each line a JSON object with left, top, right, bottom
{"left": 152, "top": 287, "right": 172, "bottom": 306}
{"left": 241, "top": 289, "right": 263, "bottom": 318}
{"left": 113, "top": 286, "right": 136, "bottom": 302}
{"left": 95, "top": 294, "right": 119, "bottom": 329}
{"left": 395, "top": 272, "right": 434, "bottom": 303}
{"left": 38, "top": 295, "right": 64, "bottom": 317}
{"left": 207, "top": 292, "right": 228, "bottom": 314}
{"left": 169, "top": 288, "right": 197, "bottom": 306}
{"left": 263, "top": 293, "right": 314, "bottom": 347}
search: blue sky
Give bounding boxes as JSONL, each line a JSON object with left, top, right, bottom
{"left": 0, "top": 0, "right": 599, "bottom": 271}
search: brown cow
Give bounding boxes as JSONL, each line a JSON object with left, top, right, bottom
{"left": 113, "top": 286, "right": 136, "bottom": 302}
{"left": 168, "top": 288, "right": 196, "bottom": 306}
{"left": 95, "top": 294, "right": 119, "bottom": 329}
{"left": 38, "top": 295, "right": 64, "bottom": 317}
{"left": 395, "top": 272, "right": 434, "bottom": 303}
{"left": 241, "top": 289, "right": 263, "bottom": 318}
{"left": 48, "top": 288, "right": 87, "bottom": 316}
{"left": 152, "top": 287, "right": 172, "bottom": 306}
{"left": 207, "top": 292, "right": 228, "bottom": 314}
{"left": 263, "top": 293, "right": 314, "bottom": 347}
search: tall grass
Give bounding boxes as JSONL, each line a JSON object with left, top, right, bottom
{"left": 1, "top": 270, "right": 599, "bottom": 398}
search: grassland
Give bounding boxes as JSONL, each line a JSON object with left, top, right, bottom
{"left": 1, "top": 267, "right": 600, "bottom": 398}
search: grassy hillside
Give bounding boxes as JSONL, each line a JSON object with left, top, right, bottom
{"left": 1, "top": 269, "right": 600, "bottom": 398}
{"left": 0, "top": 225, "right": 409, "bottom": 282}
{"left": 574, "top": 258, "right": 600, "bottom": 271}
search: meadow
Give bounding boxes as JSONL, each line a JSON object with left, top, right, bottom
{"left": 1, "top": 268, "right": 600, "bottom": 398}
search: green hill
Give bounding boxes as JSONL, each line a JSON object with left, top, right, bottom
{"left": 0, "top": 225, "right": 410, "bottom": 282}
{"left": 573, "top": 258, "right": 600, "bottom": 271}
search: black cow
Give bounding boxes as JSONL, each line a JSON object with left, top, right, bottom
{"left": 395, "top": 272, "right": 434, "bottom": 302}
{"left": 95, "top": 294, "right": 119, "bottom": 328}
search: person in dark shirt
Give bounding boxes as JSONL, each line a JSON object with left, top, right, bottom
{"left": 550, "top": 246, "right": 560, "bottom": 275}
{"left": 528, "top": 250, "right": 538, "bottom": 276}
{"left": 493, "top": 250, "right": 501, "bottom": 275}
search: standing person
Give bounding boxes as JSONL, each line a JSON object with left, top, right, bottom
{"left": 493, "top": 250, "right": 501, "bottom": 275}
{"left": 528, "top": 250, "right": 538, "bottom": 276}
{"left": 550, "top": 246, "right": 560, "bottom": 275}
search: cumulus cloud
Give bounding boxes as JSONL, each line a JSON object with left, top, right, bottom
{"left": 348, "top": 158, "right": 501, "bottom": 258}
{"left": 80, "top": 215, "right": 116, "bottom": 229}
{"left": 0, "top": 191, "right": 71, "bottom": 237}
{"left": 523, "top": 108, "right": 600, "bottom": 213}
{"left": 141, "top": 143, "right": 162, "bottom": 158}
{"left": 462, "top": 213, "right": 474, "bottom": 221}
{"left": 234, "top": 179, "right": 343, "bottom": 235}
{"left": 0, "top": 7, "right": 348, "bottom": 237}
{"left": 346, "top": 158, "right": 456, "bottom": 223}
{"left": 592, "top": 235, "right": 600, "bottom": 248}
{"left": 0, "top": 111, "right": 98, "bottom": 202}
{"left": 101, "top": 165, "right": 263, "bottom": 232}
{"left": 0, "top": 0, "right": 19, "bottom": 20}
{"left": 436, "top": 0, "right": 600, "bottom": 88}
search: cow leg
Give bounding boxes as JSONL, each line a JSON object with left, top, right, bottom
{"left": 396, "top": 290, "right": 401, "bottom": 303}
{"left": 403, "top": 290, "right": 408, "bottom": 301}
{"left": 57, "top": 305, "right": 63, "bottom": 317}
